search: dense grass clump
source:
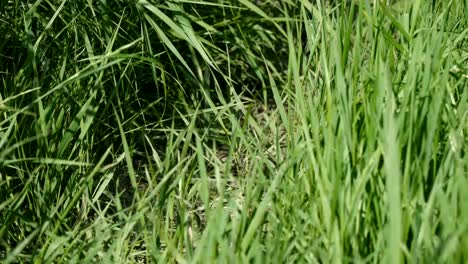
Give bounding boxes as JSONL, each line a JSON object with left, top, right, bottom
{"left": 1, "top": 0, "right": 467, "bottom": 263}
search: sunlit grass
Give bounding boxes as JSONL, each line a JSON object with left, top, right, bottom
{"left": 1, "top": 0, "right": 467, "bottom": 263}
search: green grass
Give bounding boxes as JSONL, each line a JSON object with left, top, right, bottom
{"left": 1, "top": 0, "right": 467, "bottom": 263}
